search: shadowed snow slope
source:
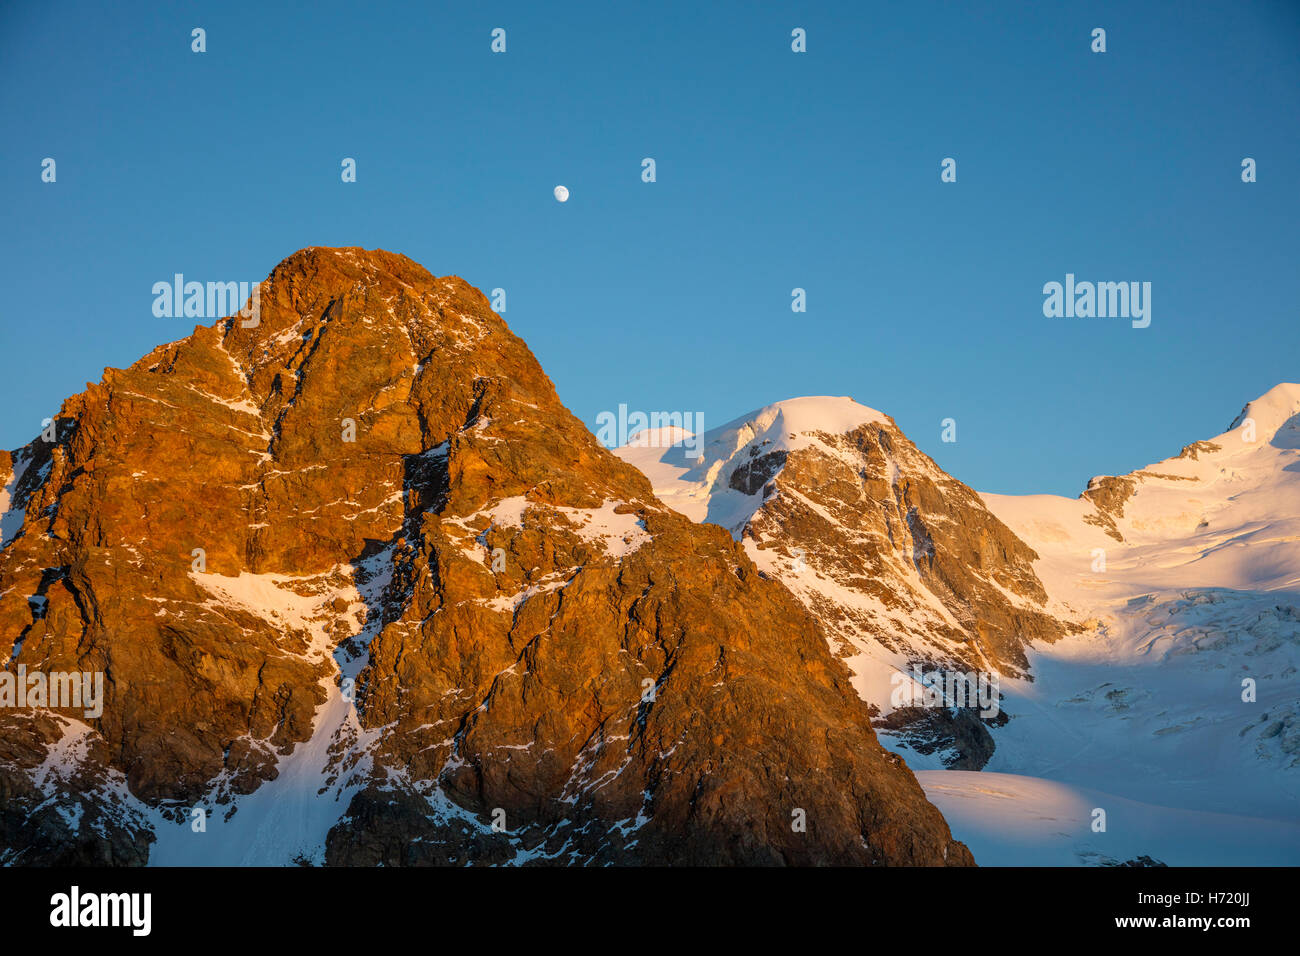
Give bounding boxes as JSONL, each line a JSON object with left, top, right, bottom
{"left": 917, "top": 771, "right": 1300, "bottom": 866}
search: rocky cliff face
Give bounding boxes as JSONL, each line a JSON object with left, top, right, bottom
{"left": 617, "top": 398, "right": 1071, "bottom": 769}
{"left": 0, "top": 248, "right": 972, "bottom": 866}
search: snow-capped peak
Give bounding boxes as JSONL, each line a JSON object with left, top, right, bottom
{"left": 708, "top": 396, "right": 889, "bottom": 459}
{"left": 1226, "top": 381, "right": 1300, "bottom": 440}
{"left": 615, "top": 396, "right": 888, "bottom": 530}
{"left": 984, "top": 382, "right": 1300, "bottom": 593}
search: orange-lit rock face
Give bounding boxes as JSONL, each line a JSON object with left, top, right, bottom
{"left": 0, "top": 248, "right": 972, "bottom": 866}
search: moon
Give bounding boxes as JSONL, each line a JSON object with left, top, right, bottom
{"left": 553, "top": 185, "right": 569, "bottom": 203}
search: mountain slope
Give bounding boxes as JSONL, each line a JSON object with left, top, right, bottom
{"left": 982, "top": 383, "right": 1300, "bottom": 597}
{"left": 617, "top": 398, "right": 1070, "bottom": 769}
{"left": 0, "top": 248, "right": 972, "bottom": 866}
{"left": 973, "top": 384, "right": 1300, "bottom": 836}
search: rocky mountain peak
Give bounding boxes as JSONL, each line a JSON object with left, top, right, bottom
{"left": 0, "top": 249, "right": 972, "bottom": 866}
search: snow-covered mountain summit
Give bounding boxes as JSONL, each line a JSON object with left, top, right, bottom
{"left": 617, "top": 395, "right": 1068, "bottom": 695}
{"left": 985, "top": 381, "right": 1300, "bottom": 597}
{"left": 617, "top": 397, "right": 887, "bottom": 532}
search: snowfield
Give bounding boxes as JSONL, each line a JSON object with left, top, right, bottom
{"left": 916, "top": 771, "right": 1300, "bottom": 866}
{"left": 955, "top": 383, "right": 1300, "bottom": 863}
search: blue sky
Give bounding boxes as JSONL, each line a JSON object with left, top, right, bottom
{"left": 2, "top": 0, "right": 1297, "bottom": 495}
